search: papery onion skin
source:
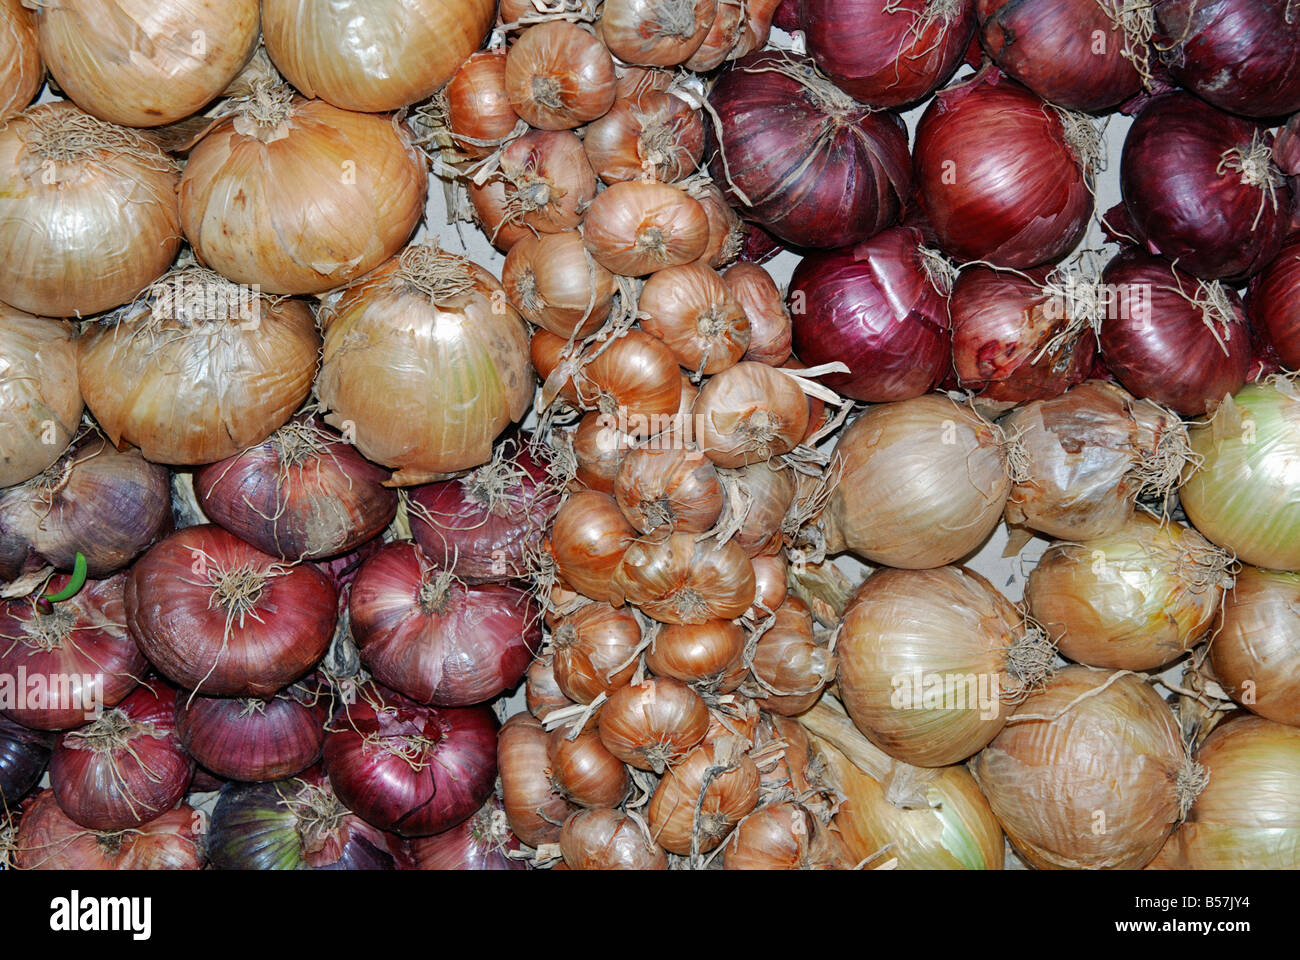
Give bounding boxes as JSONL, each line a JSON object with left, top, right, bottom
{"left": 727, "top": 459, "right": 795, "bottom": 558}
{"left": 1247, "top": 242, "right": 1300, "bottom": 370}
{"left": 551, "top": 602, "right": 643, "bottom": 704}
{"left": 913, "top": 72, "right": 1092, "bottom": 269}
{"left": 639, "top": 263, "right": 750, "bottom": 375}
{"left": 583, "top": 91, "right": 704, "bottom": 185}
{"left": 583, "top": 180, "right": 710, "bottom": 276}
{"left": 685, "top": 0, "right": 746, "bottom": 71}
{"left": 693, "top": 182, "right": 746, "bottom": 271}
{"left": 614, "top": 444, "right": 724, "bottom": 536}
{"left": 484, "top": 130, "right": 598, "bottom": 245}
{"left": 560, "top": 807, "right": 667, "bottom": 869}
{"left": 571, "top": 411, "right": 635, "bottom": 495}
{"left": 0, "top": 306, "right": 81, "bottom": 489}
{"left": 598, "top": 676, "right": 711, "bottom": 772}
{"left": 1120, "top": 93, "right": 1290, "bottom": 282}
{"left": 647, "top": 737, "right": 760, "bottom": 854}
{"left": 0, "top": 714, "right": 50, "bottom": 805}
{"left": 0, "top": 0, "right": 40, "bottom": 123}
{"left": 822, "top": 395, "right": 1010, "bottom": 569}
{"left": 721, "top": 801, "right": 816, "bottom": 870}
{"left": 578, "top": 333, "right": 686, "bottom": 437}
{"left": 505, "top": 21, "right": 617, "bottom": 130}
{"left": 445, "top": 50, "right": 518, "bottom": 157}
{"left": 551, "top": 492, "right": 637, "bottom": 605}
{"left": 972, "top": 666, "right": 1198, "bottom": 870}
{"left": 498, "top": 711, "right": 577, "bottom": 846}
{"left": 1211, "top": 567, "right": 1300, "bottom": 727}
{"left": 126, "top": 525, "right": 338, "bottom": 698}
{"left": 614, "top": 533, "right": 756, "bottom": 625}
{"left": 502, "top": 231, "right": 615, "bottom": 339}
{"left": 748, "top": 597, "right": 834, "bottom": 716}
{"left": 0, "top": 102, "right": 181, "bottom": 317}
{"left": 788, "top": 227, "right": 952, "bottom": 402}
{"left": 175, "top": 691, "right": 325, "bottom": 783}
{"left": 526, "top": 656, "right": 574, "bottom": 721}
{"left": 547, "top": 726, "right": 631, "bottom": 808}
{"left": 693, "top": 361, "right": 810, "bottom": 468}
{"left": 725, "top": 262, "right": 792, "bottom": 367}
{"left": 15, "top": 789, "right": 202, "bottom": 870}
{"left": 263, "top": 0, "right": 495, "bottom": 113}
{"left": 707, "top": 51, "right": 912, "bottom": 249}
{"left": 412, "top": 796, "right": 527, "bottom": 870}
{"left": 645, "top": 619, "right": 747, "bottom": 693}
{"left": 599, "top": 0, "right": 717, "bottom": 66}
{"left": 179, "top": 98, "right": 427, "bottom": 296}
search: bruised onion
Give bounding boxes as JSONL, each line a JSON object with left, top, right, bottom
{"left": 640, "top": 263, "right": 750, "bottom": 375}
{"left": 693, "top": 362, "right": 810, "bottom": 468}
{"left": 647, "top": 735, "right": 760, "bottom": 855}
{"left": 0, "top": 0, "right": 40, "bottom": 122}
{"left": 646, "top": 620, "right": 747, "bottom": 693}
{"left": 584, "top": 91, "right": 704, "bottom": 184}
{"left": 584, "top": 180, "right": 710, "bottom": 276}
{"left": 547, "top": 726, "right": 630, "bottom": 808}
{"left": 412, "top": 796, "right": 526, "bottom": 870}
{"left": 560, "top": 807, "right": 667, "bottom": 869}
{"left": 505, "top": 21, "right": 617, "bottom": 130}
{"left": 499, "top": 711, "right": 576, "bottom": 846}
{"left": 599, "top": 0, "right": 717, "bottom": 65}
{"left": 551, "top": 492, "right": 637, "bottom": 605}
{"left": 598, "top": 676, "right": 711, "bottom": 772}
{"left": 175, "top": 688, "right": 325, "bottom": 782}
{"left": 15, "top": 789, "right": 201, "bottom": 870}
{"left": 503, "top": 231, "right": 615, "bottom": 339}
{"left": 0, "top": 307, "right": 80, "bottom": 489}
{"left": 551, "top": 602, "right": 643, "bottom": 704}
{"left": 614, "top": 443, "right": 724, "bottom": 536}
{"left": 1211, "top": 567, "right": 1300, "bottom": 727}
{"left": 614, "top": 533, "right": 756, "bottom": 625}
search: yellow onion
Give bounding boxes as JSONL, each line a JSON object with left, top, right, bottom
{"left": 583, "top": 91, "right": 705, "bottom": 184}
{"left": 1026, "top": 513, "right": 1233, "bottom": 671}
{"left": 560, "top": 808, "right": 668, "bottom": 869}
{"left": 838, "top": 566, "right": 1055, "bottom": 767}
{"left": 598, "top": 676, "right": 710, "bottom": 771}
{"left": 748, "top": 553, "right": 788, "bottom": 617}
{"left": 1162, "top": 716, "right": 1300, "bottom": 869}
{"left": 722, "top": 460, "right": 797, "bottom": 557}
{"left": 0, "top": 0, "right": 41, "bottom": 122}
{"left": 179, "top": 89, "right": 427, "bottom": 296}
{"left": 526, "top": 655, "right": 574, "bottom": 721}
{"left": 972, "top": 666, "right": 1205, "bottom": 870}
{"left": 499, "top": 712, "right": 577, "bottom": 846}
{"left": 645, "top": 620, "right": 747, "bottom": 693}
{"left": 694, "top": 362, "right": 810, "bottom": 468}
{"left": 0, "top": 102, "right": 180, "bottom": 317}
{"left": 613, "top": 533, "right": 756, "bottom": 624}
{"left": 505, "top": 21, "right": 617, "bottom": 131}
{"left": 569, "top": 411, "right": 634, "bottom": 495}
{"left": 599, "top": 0, "right": 718, "bottom": 66}
{"left": 263, "top": 0, "right": 495, "bottom": 113}
{"left": 614, "top": 443, "right": 724, "bottom": 535}
{"left": 747, "top": 596, "right": 835, "bottom": 715}
{"left": 583, "top": 180, "right": 710, "bottom": 276}
{"left": 31, "top": 0, "right": 258, "bottom": 127}
{"left": 78, "top": 265, "right": 319, "bottom": 465}
{"left": 551, "top": 601, "right": 643, "bottom": 704}
{"left": 547, "top": 726, "right": 631, "bottom": 808}
{"left": 647, "top": 735, "right": 760, "bottom": 855}
{"left": 1211, "top": 566, "right": 1300, "bottom": 727}
{"left": 639, "top": 263, "right": 749, "bottom": 375}
{"left": 725, "top": 262, "right": 792, "bottom": 367}
{"left": 502, "top": 231, "right": 615, "bottom": 339}
{"left": 0, "top": 305, "right": 80, "bottom": 488}
{"left": 822, "top": 395, "right": 1014, "bottom": 569}
{"left": 551, "top": 492, "right": 638, "bottom": 605}
{"left": 1003, "top": 379, "right": 1189, "bottom": 541}
{"left": 720, "top": 801, "right": 837, "bottom": 870}
{"left": 443, "top": 50, "right": 519, "bottom": 158}
{"left": 316, "top": 244, "right": 533, "bottom": 484}
{"left": 1181, "top": 379, "right": 1300, "bottom": 570}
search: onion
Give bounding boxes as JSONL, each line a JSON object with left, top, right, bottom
{"left": 0, "top": 102, "right": 181, "bottom": 317}
{"left": 1211, "top": 567, "right": 1300, "bottom": 727}
{"left": 551, "top": 602, "right": 643, "bottom": 704}
{"left": 724, "top": 263, "right": 791, "bottom": 367}
{"left": 1154, "top": 0, "right": 1300, "bottom": 118}
{"left": 1247, "top": 241, "right": 1300, "bottom": 370}
{"left": 706, "top": 51, "right": 911, "bottom": 249}
{"left": 748, "top": 553, "right": 788, "bottom": 618}
{"left": 570, "top": 411, "right": 635, "bottom": 495}
{"left": 412, "top": 796, "right": 527, "bottom": 870}
{"left": 614, "top": 533, "right": 756, "bottom": 624}
{"left": 50, "top": 682, "right": 193, "bottom": 831}
{"left": 583, "top": 180, "right": 710, "bottom": 276}
{"left": 325, "top": 685, "right": 497, "bottom": 837}
{"left": 349, "top": 541, "right": 540, "bottom": 707}
{"left": 0, "top": 306, "right": 80, "bottom": 489}
{"left": 799, "top": 0, "right": 976, "bottom": 108}
{"left": 1120, "top": 92, "right": 1290, "bottom": 282}
{"left": 598, "top": 676, "right": 711, "bottom": 772}
{"left": 788, "top": 227, "right": 952, "bottom": 403}
{"left": 839, "top": 565, "right": 1053, "bottom": 766}
{"left": 196, "top": 418, "right": 396, "bottom": 562}
{"left": 15, "top": 789, "right": 202, "bottom": 870}
{"left": 0, "top": 715, "right": 50, "bottom": 805}
{"left": 263, "top": 0, "right": 494, "bottom": 113}
{"left": 548, "top": 726, "right": 631, "bottom": 808}
{"left": 560, "top": 808, "right": 667, "bottom": 869}
{"left": 693, "top": 362, "right": 810, "bottom": 468}
{"left": 208, "top": 771, "right": 406, "bottom": 870}
{"left": 1027, "top": 513, "right": 1232, "bottom": 671}
{"left": 972, "top": 666, "right": 1204, "bottom": 869}
{"left": 599, "top": 0, "right": 718, "bottom": 66}
{"left": 505, "top": 21, "right": 617, "bottom": 130}
{"left": 614, "top": 65, "right": 676, "bottom": 100}
{"left": 685, "top": 0, "right": 746, "bottom": 70}
{"left": 179, "top": 90, "right": 427, "bottom": 295}
{"left": 551, "top": 492, "right": 638, "bottom": 605}
{"left": 316, "top": 244, "right": 534, "bottom": 484}
{"left": 526, "top": 655, "right": 574, "bottom": 721}
{"left": 913, "top": 71, "right": 1094, "bottom": 269}
{"left": 0, "top": 0, "right": 40, "bottom": 122}
{"left": 0, "top": 571, "right": 145, "bottom": 731}
{"left": 640, "top": 263, "right": 750, "bottom": 375}
{"left": 175, "top": 688, "right": 325, "bottom": 783}
{"left": 502, "top": 231, "right": 615, "bottom": 339}
{"left": 821, "top": 395, "right": 1014, "bottom": 569}
{"left": 584, "top": 91, "right": 704, "bottom": 185}
{"left": 1163, "top": 716, "right": 1300, "bottom": 869}
{"left": 409, "top": 441, "right": 559, "bottom": 582}
{"left": 719, "top": 801, "right": 821, "bottom": 870}
{"left": 692, "top": 182, "right": 745, "bottom": 271}
{"left": 576, "top": 332, "right": 686, "bottom": 435}
{"left": 646, "top": 620, "right": 747, "bottom": 693}
{"left": 444, "top": 50, "right": 519, "bottom": 158}
{"left": 127, "top": 525, "right": 337, "bottom": 697}
{"left": 747, "top": 597, "right": 835, "bottom": 715}
{"left": 647, "top": 735, "right": 760, "bottom": 855}
{"left": 499, "top": 711, "right": 576, "bottom": 846}
{"left": 31, "top": 0, "right": 258, "bottom": 126}
{"left": 614, "top": 443, "right": 724, "bottom": 536}
{"left": 720, "top": 462, "right": 795, "bottom": 556}
{"left": 1180, "top": 379, "right": 1300, "bottom": 570}
{"left": 1002, "top": 379, "right": 1189, "bottom": 541}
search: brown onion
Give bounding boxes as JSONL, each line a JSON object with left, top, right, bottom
{"left": 551, "top": 492, "right": 638, "bottom": 605}
{"left": 526, "top": 655, "right": 575, "bottom": 721}
{"left": 584, "top": 91, "right": 704, "bottom": 184}
{"left": 1210, "top": 567, "right": 1300, "bottom": 727}
{"left": 505, "top": 21, "right": 617, "bottom": 130}
{"left": 598, "top": 677, "right": 710, "bottom": 772}
{"left": 472, "top": 130, "right": 597, "bottom": 251}
{"left": 444, "top": 50, "right": 519, "bottom": 157}
{"left": 615, "top": 443, "right": 724, "bottom": 535}
{"left": 551, "top": 602, "right": 643, "bottom": 704}
{"left": 748, "top": 554, "right": 788, "bottom": 617}
{"left": 503, "top": 231, "right": 615, "bottom": 339}
{"left": 0, "top": 306, "right": 80, "bottom": 488}
{"left": 648, "top": 735, "right": 760, "bottom": 855}
{"left": 640, "top": 263, "right": 749, "bottom": 375}
{"left": 694, "top": 362, "right": 810, "bottom": 468}
{"left": 721, "top": 800, "right": 830, "bottom": 870}
{"left": 646, "top": 620, "right": 747, "bottom": 693}
{"left": 560, "top": 807, "right": 668, "bottom": 869}
{"left": 747, "top": 597, "right": 834, "bottom": 715}
{"left": 685, "top": 0, "right": 747, "bottom": 70}
{"left": 584, "top": 180, "right": 710, "bottom": 276}
{"left": 572, "top": 412, "right": 636, "bottom": 495}
{"left": 498, "top": 712, "right": 577, "bottom": 846}
{"left": 547, "top": 726, "right": 631, "bottom": 808}
{"left": 0, "top": 0, "right": 40, "bottom": 122}
{"left": 600, "top": 0, "right": 717, "bottom": 66}
{"left": 725, "top": 262, "right": 792, "bottom": 367}
{"left": 693, "top": 182, "right": 745, "bottom": 270}
{"left": 724, "top": 461, "right": 797, "bottom": 558}
{"left": 614, "top": 533, "right": 756, "bottom": 625}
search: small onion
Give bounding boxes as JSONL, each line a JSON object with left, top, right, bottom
{"left": 499, "top": 711, "right": 577, "bottom": 846}
{"left": 0, "top": 306, "right": 81, "bottom": 489}
{"left": 724, "top": 262, "right": 791, "bottom": 367}
{"left": 693, "top": 362, "right": 810, "bottom": 468}
{"left": 614, "top": 443, "right": 724, "bottom": 536}
{"left": 613, "top": 533, "right": 756, "bottom": 625}
{"left": 647, "top": 735, "right": 760, "bottom": 854}
{"left": 720, "top": 801, "right": 825, "bottom": 870}
{"left": 444, "top": 50, "right": 519, "bottom": 158}
{"left": 551, "top": 492, "right": 637, "bottom": 605}
{"left": 599, "top": 0, "right": 718, "bottom": 66}
{"left": 639, "top": 263, "right": 750, "bottom": 375}
{"left": 502, "top": 231, "right": 615, "bottom": 339}
{"left": 552, "top": 331, "right": 685, "bottom": 437}
{"left": 598, "top": 676, "right": 711, "bottom": 772}
{"left": 0, "top": 0, "right": 40, "bottom": 122}
{"left": 646, "top": 620, "right": 747, "bottom": 693}
{"left": 505, "top": 21, "right": 617, "bottom": 130}
{"left": 747, "top": 553, "right": 788, "bottom": 618}
{"left": 685, "top": 0, "right": 747, "bottom": 70}
{"left": 175, "top": 689, "right": 325, "bottom": 783}
{"left": 412, "top": 797, "right": 527, "bottom": 871}
{"left": 747, "top": 597, "right": 835, "bottom": 716}
{"left": 526, "top": 656, "right": 574, "bottom": 721}
{"left": 583, "top": 180, "right": 710, "bottom": 276}
{"left": 15, "top": 790, "right": 201, "bottom": 870}
{"left": 551, "top": 602, "right": 643, "bottom": 704}
{"left": 583, "top": 91, "right": 704, "bottom": 185}
{"left": 560, "top": 808, "right": 667, "bottom": 869}
{"left": 1210, "top": 566, "right": 1300, "bottom": 727}
{"left": 692, "top": 182, "right": 746, "bottom": 271}
{"left": 571, "top": 411, "right": 636, "bottom": 495}
{"left": 724, "top": 460, "right": 797, "bottom": 558}
{"left": 547, "top": 726, "right": 631, "bottom": 808}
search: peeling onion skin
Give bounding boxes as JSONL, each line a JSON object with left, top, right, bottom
{"left": 1211, "top": 567, "right": 1300, "bottom": 727}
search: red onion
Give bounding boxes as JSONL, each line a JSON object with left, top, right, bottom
{"left": 50, "top": 682, "right": 193, "bottom": 831}
{"left": 1121, "top": 92, "right": 1290, "bottom": 281}
{"left": 126, "top": 525, "right": 338, "bottom": 698}
{"left": 411, "top": 796, "right": 527, "bottom": 870}
{"left": 1099, "top": 247, "right": 1252, "bottom": 415}
{"left": 175, "top": 687, "right": 325, "bottom": 782}
{"left": 1155, "top": 0, "right": 1300, "bottom": 118}
{"left": 773, "top": 0, "right": 800, "bottom": 31}
{"left": 15, "top": 789, "right": 203, "bottom": 870}
{"left": 913, "top": 71, "right": 1095, "bottom": 269}
{"left": 0, "top": 571, "right": 145, "bottom": 731}
{"left": 800, "top": 0, "right": 976, "bottom": 108}
{"left": 0, "top": 715, "right": 50, "bottom": 805}
{"left": 1248, "top": 241, "right": 1300, "bottom": 370}
{"left": 324, "top": 685, "right": 498, "bottom": 837}
{"left": 706, "top": 51, "right": 911, "bottom": 249}
{"left": 349, "top": 540, "right": 540, "bottom": 707}
{"left": 409, "top": 440, "right": 559, "bottom": 583}
{"left": 195, "top": 417, "right": 398, "bottom": 562}
{"left": 787, "top": 226, "right": 952, "bottom": 402}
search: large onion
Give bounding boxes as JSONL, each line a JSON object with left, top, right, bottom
{"left": 0, "top": 306, "right": 80, "bottom": 489}
{"left": 0, "top": 0, "right": 41, "bottom": 122}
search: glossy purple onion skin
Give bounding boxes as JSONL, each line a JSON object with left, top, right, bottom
{"left": 175, "top": 692, "right": 325, "bottom": 782}
{"left": 788, "top": 226, "right": 951, "bottom": 402}
{"left": 1100, "top": 247, "right": 1252, "bottom": 415}
{"left": 913, "top": 72, "right": 1093, "bottom": 268}
{"left": 1121, "top": 93, "right": 1291, "bottom": 281}
{"left": 1155, "top": 0, "right": 1300, "bottom": 118}
{"left": 706, "top": 51, "right": 912, "bottom": 250}
{"left": 0, "top": 715, "right": 51, "bottom": 805}
{"left": 800, "top": 0, "right": 976, "bottom": 108}
{"left": 324, "top": 690, "right": 498, "bottom": 838}
{"left": 1249, "top": 242, "right": 1300, "bottom": 369}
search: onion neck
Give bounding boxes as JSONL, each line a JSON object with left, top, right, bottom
{"left": 23, "top": 603, "right": 76, "bottom": 652}
{"left": 232, "top": 79, "right": 297, "bottom": 143}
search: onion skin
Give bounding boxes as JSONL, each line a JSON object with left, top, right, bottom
{"left": 547, "top": 726, "right": 631, "bottom": 808}
{"left": 498, "top": 712, "right": 577, "bottom": 846}
{"left": 571, "top": 411, "right": 635, "bottom": 495}
{"left": 646, "top": 620, "right": 747, "bottom": 693}
{"left": 707, "top": 51, "right": 911, "bottom": 250}
{"left": 788, "top": 227, "right": 952, "bottom": 403}
{"left": 0, "top": 714, "right": 50, "bottom": 805}
{"left": 263, "top": 0, "right": 495, "bottom": 113}
{"left": 551, "top": 602, "right": 643, "bottom": 704}
{"left": 748, "top": 597, "right": 834, "bottom": 716}
{"left": 503, "top": 231, "right": 615, "bottom": 339}
{"left": 560, "top": 808, "right": 667, "bottom": 869}
{"left": 599, "top": 0, "right": 717, "bottom": 66}
{"left": 412, "top": 796, "right": 527, "bottom": 870}
{"left": 1211, "top": 567, "right": 1300, "bottom": 727}
{"left": 1120, "top": 93, "right": 1290, "bottom": 282}
{"left": 913, "top": 72, "right": 1092, "bottom": 269}
{"left": 639, "top": 263, "right": 750, "bottom": 375}
{"left": 614, "top": 533, "right": 756, "bottom": 625}
{"left": 583, "top": 91, "right": 704, "bottom": 185}
{"left": 0, "top": 307, "right": 81, "bottom": 490}
{"left": 972, "top": 666, "right": 1199, "bottom": 870}
{"left": 598, "top": 677, "right": 711, "bottom": 772}
{"left": 615, "top": 444, "right": 724, "bottom": 536}
{"left": 573, "top": 331, "right": 685, "bottom": 438}
{"left": 647, "top": 737, "right": 760, "bottom": 854}
{"left": 725, "top": 263, "right": 792, "bottom": 367}
{"left": 505, "top": 21, "right": 617, "bottom": 130}
{"left": 0, "top": 0, "right": 40, "bottom": 123}
{"left": 526, "top": 656, "right": 574, "bottom": 721}
{"left": 1247, "top": 241, "right": 1300, "bottom": 370}
{"left": 693, "top": 361, "right": 810, "bottom": 468}
{"left": 175, "top": 691, "right": 325, "bottom": 783}
{"left": 551, "top": 492, "right": 638, "bottom": 605}
{"left": 480, "top": 130, "right": 597, "bottom": 247}
{"left": 15, "top": 790, "right": 202, "bottom": 870}
{"left": 582, "top": 180, "right": 710, "bottom": 276}
{"left": 445, "top": 50, "right": 518, "bottom": 158}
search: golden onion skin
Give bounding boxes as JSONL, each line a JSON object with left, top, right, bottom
{"left": 0, "top": 305, "right": 81, "bottom": 488}
{"left": 1212, "top": 566, "right": 1300, "bottom": 726}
